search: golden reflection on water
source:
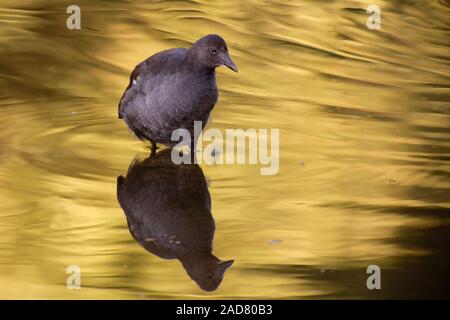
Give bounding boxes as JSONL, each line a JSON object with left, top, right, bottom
{"left": 0, "top": 0, "right": 449, "bottom": 298}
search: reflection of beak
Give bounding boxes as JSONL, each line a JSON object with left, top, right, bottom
{"left": 218, "top": 259, "right": 234, "bottom": 278}
{"left": 222, "top": 52, "right": 238, "bottom": 72}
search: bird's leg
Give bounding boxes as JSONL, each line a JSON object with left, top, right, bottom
{"left": 150, "top": 141, "right": 158, "bottom": 157}
{"left": 190, "top": 140, "right": 198, "bottom": 164}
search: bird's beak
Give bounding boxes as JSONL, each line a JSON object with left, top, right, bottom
{"left": 222, "top": 52, "right": 238, "bottom": 72}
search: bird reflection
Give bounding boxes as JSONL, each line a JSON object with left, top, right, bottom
{"left": 117, "top": 149, "right": 233, "bottom": 291}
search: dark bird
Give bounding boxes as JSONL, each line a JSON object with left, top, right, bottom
{"left": 118, "top": 34, "right": 238, "bottom": 148}
{"left": 117, "top": 149, "right": 234, "bottom": 291}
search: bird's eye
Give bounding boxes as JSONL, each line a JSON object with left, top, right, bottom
{"left": 210, "top": 48, "right": 218, "bottom": 55}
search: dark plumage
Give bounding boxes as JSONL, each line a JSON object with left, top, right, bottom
{"left": 117, "top": 149, "right": 234, "bottom": 291}
{"left": 118, "top": 34, "right": 237, "bottom": 147}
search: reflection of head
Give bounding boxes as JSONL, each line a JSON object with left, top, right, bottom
{"left": 117, "top": 149, "right": 234, "bottom": 291}
{"left": 181, "top": 254, "right": 234, "bottom": 292}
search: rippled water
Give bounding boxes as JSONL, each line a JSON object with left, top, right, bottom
{"left": 0, "top": 0, "right": 449, "bottom": 299}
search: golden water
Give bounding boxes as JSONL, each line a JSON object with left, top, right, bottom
{"left": 0, "top": 0, "right": 449, "bottom": 299}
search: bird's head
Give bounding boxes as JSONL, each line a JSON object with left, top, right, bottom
{"left": 190, "top": 34, "right": 238, "bottom": 73}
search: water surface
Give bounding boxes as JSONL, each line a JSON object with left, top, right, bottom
{"left": 0, "top": 0, "right": 449, "bottom": 299}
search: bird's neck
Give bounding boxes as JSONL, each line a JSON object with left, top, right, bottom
{"left": 191, "top": 64, "right": 216, "bottom": 77}
{"left": 186, "top": 51, "right": 216, "bottom": 76}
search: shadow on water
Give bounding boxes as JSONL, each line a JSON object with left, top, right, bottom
{"left": 254, "top": 223, "right": 450, "bottom": 299}
{"left": 116, "top": 149, "right": 234, "bottom": 292}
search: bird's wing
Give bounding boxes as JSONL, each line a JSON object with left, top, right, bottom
{"left": 117, "top": 48, "right": 188, "bottom": 119}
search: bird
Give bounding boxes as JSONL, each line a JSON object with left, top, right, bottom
{"left": 117, "top": 149, "right": 234, "bottom": 291}
{"left": 118, "top": 34, "right": 238, "bottom": 149}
